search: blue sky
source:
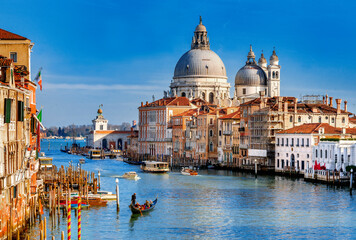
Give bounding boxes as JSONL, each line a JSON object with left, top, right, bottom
{"left": 1, "top": 0, "right": 356, "bottom": 126}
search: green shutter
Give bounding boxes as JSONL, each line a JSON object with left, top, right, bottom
{"left": 17, "top": 101, "right": 24, "bottom": 122}
{"left": 4, "top": 98, "right": 11, "bottom": 123}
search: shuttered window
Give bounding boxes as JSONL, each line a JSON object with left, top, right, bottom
{"left": 4, "top": 98, "right": 11, "bottom": 123}
{"left": 17, "top": 101, "right": 24, "bottom": 121}
{"left": 31, "top": 116, "right": 36, "bottom": 133}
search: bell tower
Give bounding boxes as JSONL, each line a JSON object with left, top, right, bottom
{"left": 267, "top": 48, "right": 281, "bottom": 97}
{"left": 93, "top": 105, "right": 108, "bottom": 131}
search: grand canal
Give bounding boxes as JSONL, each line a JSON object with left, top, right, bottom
{"left": 27, "top": 139, "right": 356, "bottom": 239}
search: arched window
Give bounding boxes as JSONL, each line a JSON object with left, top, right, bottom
{"left": 298, "top": 116, "right": 301, "bottom": 122}
{"left": 209, "top": 142, "right": 213, "bottom": 151}
{"left": 290, "top": 116, "right": 293, "bottom": 122}
{"left": 209, "top": 130, "right": 213, "bottom": 137}
{"left": 325, "top": 150, "right": 327, "bottom": 158}
{"left": 118, "top": 139, "right": 123, "bottom": 151}
{"left": 210, "top": 118, "right": 213, "bottom": 125}
{"left": 181, "top": 92, "right": 186, "bottom": 97}
{"left": 201, "top": 92, "right": 206, "bottom": 100}
{"left": 319, "top": 117, "right": 322, "bottom": 123}
{"left": 209, "top": 92, "right": 214, "bottom": 104}
{"left": 272, "top": 71, "right": 276, "bottom": 78}
{"left": 276, "top": 71, "right": 279, "bottom": 78}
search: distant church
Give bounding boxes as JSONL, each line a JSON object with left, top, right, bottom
{"left": 167, "top": 17, "right": 281, "bottom": 105}
{"left": 86, "top": 107, "right": 133, "bottom": 151}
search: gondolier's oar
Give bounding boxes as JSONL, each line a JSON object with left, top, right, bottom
{"left": 139, "top": 207, "right": 143, "bottom": 216}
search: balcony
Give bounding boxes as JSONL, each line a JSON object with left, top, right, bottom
{"left": 165, "top": 138, "right": 172, "bottom": 142}
{"left": 223, "top": 130, "right": 233, "bottom": 135}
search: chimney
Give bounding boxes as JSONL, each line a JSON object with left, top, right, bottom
{"left": 344, "top": 100, "right": 348, "bottom": 112}
{"left": 329, "top": 97, "right": 333, "bottom": 107}
{"left": 325, "top": 94, "right": 328, "bottom": 105}
{"left": 146, "top": 101, "right": 148, "bottom": 105}
{"left": 322, "top": 96, "right": 325, "bottom": 104}
{"left": 284, "top": 101, "right": 288, "bottom": 113}
{"left": 336, "top": 99, "right": 341, "bottom": 114}
{"left": 278, "top": 97, "right": 283, "bottom": 112}
{"left": 141, "top": 102, "right": 143, "bottom": 107}
{"left": 294, "top": 98, "right": 298, "bottom": 113}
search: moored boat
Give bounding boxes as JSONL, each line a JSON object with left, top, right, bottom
{"left": 88, "top": 149, "right": 103, "bottom": 159}
{"left": 79, "top": 158, "right": 85, "bottom": 164}
{"left": 181, "top": 168, "right": 198, "bottom": 176}
{"left": 129, "top": 198, "right": 158, "bottom": 214}
{"left": 141, "top": 161, "right": 169, "bottom": 173}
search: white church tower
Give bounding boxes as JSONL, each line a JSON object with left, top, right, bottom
{"left": 93, "top": 107, "right": 108, "bottom": 131}
{"left": 267, "top": 48, "right": 281, "bottom": 97}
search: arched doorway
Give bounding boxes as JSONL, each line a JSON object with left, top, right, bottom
{"left": 209, "top": 92, "right": 214, "bottom": 104}
{"left": 201, "top": 92, "right": 206, "bottom": 100}
{"left": 181, "top": 92, "right": 186, "bottom": 97}
{"left": 102, "top": 139, "right": 107, "bottom": 149}
{"left": 117, "top": 139, "right": 122, "bottom": 151}
{"left": 291, "top": 154, "right": 295, "bottom": 168}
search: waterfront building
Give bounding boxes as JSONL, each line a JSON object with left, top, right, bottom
{"left": 0, "top": 34, "right": 39, "bottom": 238}
{"left": 240, "top": 95, "right": 352, "bottom": 169}
{"left": 126, "top": 125, "right": 139, "bottom": 159}
{"left": 350, "top": 115, "right": 356, "bottom": 128}
{"left": 138, "top": 97, "right": 195, "bottom": 161}
{"left": 275, "top": 123, "right": 356, "bottom": 173}
{"left": 217, "top": 110, "right": 241, "bottom": 167}
{"left": 234, "top": 46, "right": 281, "bottom": 103}
{"left": 86, "top": 108, "right": 132, "bottom": 151}
{"left": 169, "top": 17, "right": 231, "bottom": 105}
{"left": 0, "top": 28, "right": 34, "bottom": 78}
{"left": 313, "top": 139, "right": 356, "bottom": 171}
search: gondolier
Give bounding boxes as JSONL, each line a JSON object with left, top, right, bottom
{"left": 131, "top": 193, "right": 136, "bottom": 205}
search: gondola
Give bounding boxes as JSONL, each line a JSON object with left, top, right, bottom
{"left": 129, "top": 198, "right": 158, "bottom": 214}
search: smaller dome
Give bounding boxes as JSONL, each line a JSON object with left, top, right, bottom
{"left": 258, "top": 53, "right": 267, "bottom": 64}
{"left": 247, "top": 45, "right": 255, "bottom": 59}
{"left": 235, "top": 65, "right": 267, "bottom": 86}
{"left": 270, "top": 49, "right": 279, "bottom": 62}
{"left": 195, "top": 16, "right": 207, "bottom": 32}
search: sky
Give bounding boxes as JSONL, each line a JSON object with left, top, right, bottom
{"left": 1, "top": 0, "right": 356, "bottom": 127}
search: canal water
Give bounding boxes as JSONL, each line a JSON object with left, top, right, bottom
{"left": 27, "top": 139, "right": 356, "bottom": 239}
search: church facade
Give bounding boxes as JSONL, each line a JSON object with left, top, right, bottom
{"left": 168, "top": 17, "right": 281, "bottom": 105}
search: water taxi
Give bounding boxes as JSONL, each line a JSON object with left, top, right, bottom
{"left": 122, "top": 171, "right": 139, "bottom": 180}
{"left": 141, "top": 161, "right": 170, "bottom": 173}
{"left": 181, "top": 167, "right": 198, "bottom": 176}
{"left": 39, "top": 153, "right": 53, "bottom": 169}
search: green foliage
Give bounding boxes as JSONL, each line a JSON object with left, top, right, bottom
{"left": 346, "top": 165, "right": 356, "bottom": 172}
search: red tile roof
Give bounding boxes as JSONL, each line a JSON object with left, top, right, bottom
{"left": 350, "top": 116, "right": 356, "bottom": 124}
{"left": 278, "top": 123, "right": 356, "bottom": 135}
{"left": 0, "top": 28, "right": 27, "bottom": 40}
{"left": 219, "top": 110, "right": 241, "bottom": 120}
{"left": 141, "top": 97, "right": 191, "bottom": 108}
{"left": 173, "top": 108, "right": 198, "bottom": 117}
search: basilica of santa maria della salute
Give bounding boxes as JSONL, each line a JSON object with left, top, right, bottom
{"left": 167, "top": 17, "right": 281, "bottom": 106}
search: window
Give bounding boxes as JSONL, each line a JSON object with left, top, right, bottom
{"left": 342, "top": 117, "right": 345, "bottom": 123}
{"left": 290, "top": 116, "right": 293, "bottom": 122}
{"left": 341, "top": 155, "right": 344, "bottom": 163}
{"left": 277, "top": 153, "right": 280, "bottom": 157}
{"left": 286, "top": 153, "right": 289, "bottom": 157}
{"left": 335, "top": 154, "right": 337, "bottom": 163}
{"left": 320, "top": 149, "right": 322, "bottom": 158}
{"left": 302, "top": 138, "right": 304, "bottom": 147}
{"left": 10, "top": 52, "right": 17, "bottom": 62}
{"left": 277, "top": 138, "right": 280, "bottom": 146}
{"left": 17, "top": 101, "right": 24, "bottom": 122}
{"left": 301, "top": 161, "right": 305, "bottom": 170}
{"left": 286, "top": 138, "right": 289, "bottom": 146}
{"left": 273, "top": 71, "right": 276, "bottom": 78}
{"left": 281, "top": 138, "right": 284, "bottom": 146}
{"left": 316, "top": 149, "right": 318, "bottom": 158}
{"left": 307, "top": 154, "right": 309, "bottom": 158}
{"left": 306, "top": 139, "right": 309, "bottom": 147}
{"left": 210, "top": 118, "right": 213, "bottom": 125}
{"left": 297, "top": 138, "right": 299, "bottom": 147}
{"left": 331, "top": 118, "right": 335, "bottom": 123}
{"left": 209, "top": 92, "right": 214, "bottom": 104}
{"left": 209, "top": 130, "right": 213, "bottom": 137}
{"left": 243, "top": 88, "right": 246, "bottom": 95}
{"left": 298, "top": 116, "right": 301, "bottom": 122}
{"left": 201, "top": 92, "right": 206, "bottom": 100}
{"left": 291, "top": 138, "right": 294, "bottom": 146}
{"left": 319, "top": 117, "right": 322, "bottom": 123}
{"left": 297, "top": 154, "right": 299, "bottom": 158}
{"left": 325, "top": 150, "right": 327, "bottom": 158}
{"left": 100, "top": 125, "right": 103, "bottom": 130}
{"left": 281, "top": 160, "right": 285, "bottom": 168}
{"left": 4, "top": 98, "right": 11, "bottom": 123}
{"left": 276, "top": 72, "right": 279, "bottom": 78}
{"left": 219, "top": 130, "right": 221, "bottom": 136}
{"left": 209, "top": 142, "right": 213, "bottom": 151}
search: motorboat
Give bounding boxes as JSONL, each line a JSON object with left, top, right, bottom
{"left": 122, "top": 171, "right": 139, "bottom": 180}
{"left": 141, "top": 161, "right": 170, "bottom": 173}
{"left": 181, "top": 167, "right": 198, "bottom": 176}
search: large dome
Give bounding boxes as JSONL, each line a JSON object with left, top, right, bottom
{"left": 235, "top": 64, "right": 267, "bottom": 86}
{"left": 173, "top": 49, "right": 227, "bottom": 79}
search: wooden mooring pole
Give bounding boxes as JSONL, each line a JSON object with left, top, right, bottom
{"left": 350, "top": 169, "right": 353, "bottom": 195}
{"left": 116, "top": 178, "right": 120, "bottom": 212}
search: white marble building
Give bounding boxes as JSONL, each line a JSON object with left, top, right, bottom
{"left": 313, "top": 140, "right": 356, "bottom": 171}
{"left": 169, "top": 17, "right": 231, "bottom": 105}
{"left": 86, "top": 108, "right": 131, "bottom": 150}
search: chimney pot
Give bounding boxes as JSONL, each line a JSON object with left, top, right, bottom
{"left": 329, "top": 97, "right": 333, "bottom": 107}
{"left": 141, "top": 102, "right": 143, "bottom": 107}
{"left": 344, "top": 100, "right": 348, "bottom": 112}
{"left": 336, "top": 99, "right": 341, "bottom": 114}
